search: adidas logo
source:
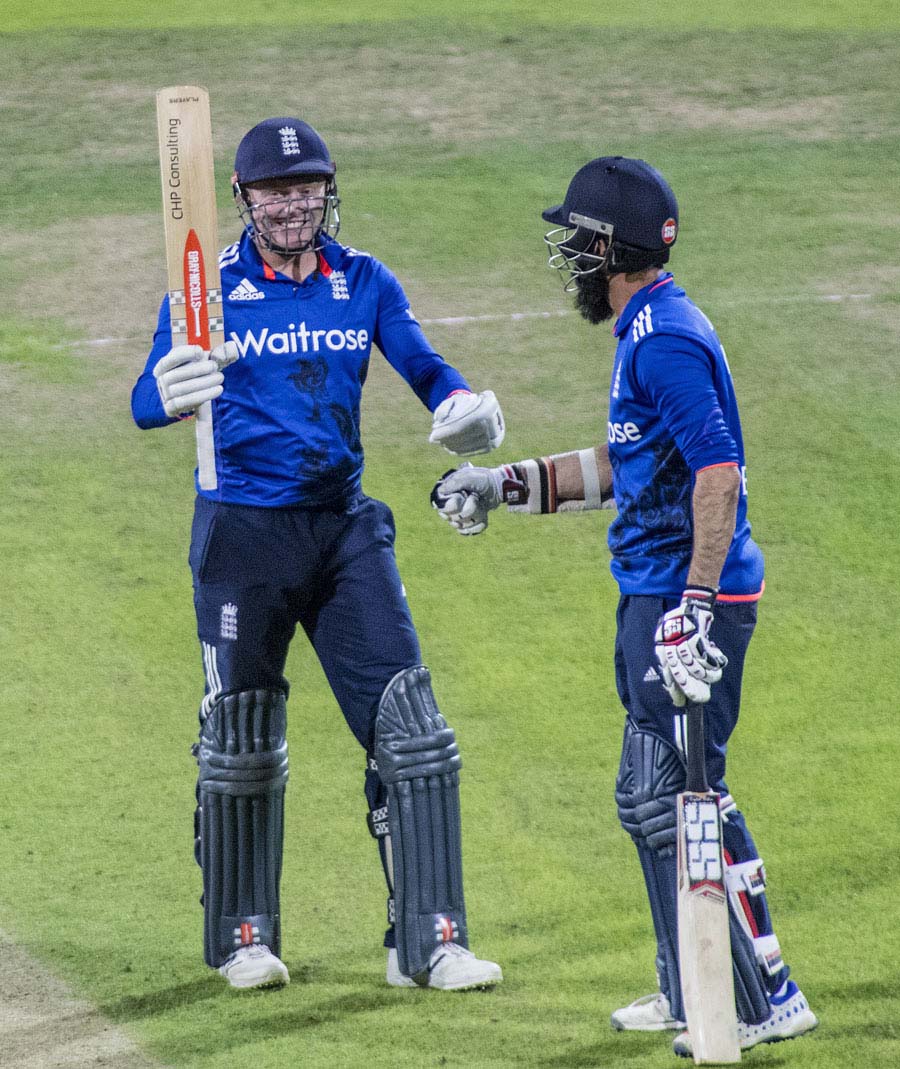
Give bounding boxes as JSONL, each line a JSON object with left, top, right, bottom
{"left": 643, "top": 666, "right": 660, "bottom": 683}
{"left": 228, "top": 279, "right": 265, "bottom": 301}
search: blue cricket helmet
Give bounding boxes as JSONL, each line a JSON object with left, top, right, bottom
{"left": 232, "top": 117, "right": 340, "bottom": 255}
{"left": 543, "top": 156, "right": 678, "bottom": 279}
{"left": 233, "top": 117, "right": 336, "bottom": 184}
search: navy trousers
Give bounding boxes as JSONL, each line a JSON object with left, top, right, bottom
{"left": 189, "top": 493, "right": 421, "bottom": 813}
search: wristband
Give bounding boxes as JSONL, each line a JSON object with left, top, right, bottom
{"left": 683, "top": 585, "right": 718, "bottom": 605}
{"left": 509, "top": 457, "right": 557, "bottom": 514}
{"left": 577, "top": 448, "right": 605, "bottom": 510}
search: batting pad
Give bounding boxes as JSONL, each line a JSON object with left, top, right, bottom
{"left": 615, "top": 719, "right": 685, "bottom": 1018}
{"left": 196, "top": 688, "right": 289, "bottom": 967}
{"left": 375, "top": 665, "right": 468, "bottom": 980}
{"left": 615, "top": 718, "right": 771, "bottom": 1025}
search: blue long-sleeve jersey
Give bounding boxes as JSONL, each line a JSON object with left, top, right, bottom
{"left": 606, "top": 274, "right": 764, "bottom": 598}
{"left": 132, "top": 233, "right": 470, "bottom": 506}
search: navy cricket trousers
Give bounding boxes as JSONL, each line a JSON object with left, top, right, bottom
{"left": 188, "top": 493, "right": 421, "bottom": 808}
{"left": 614, "top": 593, "right": 757, "bottom": 789}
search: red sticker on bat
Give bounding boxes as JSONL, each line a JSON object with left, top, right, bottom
{"left": 183, "top": 229, "right": 210, "bottom": 347}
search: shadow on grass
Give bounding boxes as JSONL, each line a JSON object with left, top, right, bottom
{"left": 95, "top": 963, "right": 436, "bottom": 1062}
{"left": 151, "top": 987, "right": 406, "bottom": 1063}
{"left": 97, "top": 974, "right": 225, "bottom": 1021}
{"left": 537, "top": 1040, "right": 663, "bottom": 1067}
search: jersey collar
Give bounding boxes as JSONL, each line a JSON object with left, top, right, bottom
{"left": 243, "top": 231, "right": 337, "bottom": 283}
{"left": 613, "top": 273, "right": 675, "bottom": 337}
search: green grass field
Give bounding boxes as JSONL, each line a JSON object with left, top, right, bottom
{"left": 2, "top": 3, "right": 899, "bottom": 1067}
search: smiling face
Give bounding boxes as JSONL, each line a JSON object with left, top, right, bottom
{"left": 243, "top": 176, "right": 329, "bottom": 256}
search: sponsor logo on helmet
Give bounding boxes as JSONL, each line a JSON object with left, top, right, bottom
{"left": 662, "top": 217, "right": 677, "bottom": 245}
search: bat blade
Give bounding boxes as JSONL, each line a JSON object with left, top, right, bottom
{"left": 677, "top": 788, "right": 741, "bottom": 1064}
{"left": 155, "top": 85, "right": 224, "bottom": 491}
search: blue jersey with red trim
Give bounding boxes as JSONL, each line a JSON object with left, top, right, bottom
{"left": 606, "top": 274, "right": 763, "bottom": 597}
{"left": 131, "top": 233, "right": 470, "bottom": 506}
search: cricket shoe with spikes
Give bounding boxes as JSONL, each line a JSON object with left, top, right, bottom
{"left": 610, "top": 992, "right": 686, "bottom": 1031}
{"left": 218, "top": 944, "right": 290, "bottom": 990}
{"left": 387, "top": 943, "right": 502, "bottom": 990}
{"left": 673, "top": 980, "right": 818, "bottom": 1057}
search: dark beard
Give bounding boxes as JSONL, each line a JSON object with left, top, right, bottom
{"left": 574, "top": 269, "right": 613, "bottom": 324}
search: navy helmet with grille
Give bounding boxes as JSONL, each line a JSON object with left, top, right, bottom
{"left": 543, "top": 156, "right": 678, "bottom": 278}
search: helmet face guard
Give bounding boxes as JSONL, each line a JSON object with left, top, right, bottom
{"left": 235, "top": 177, "right": 340, "bottom": 256}
{"left": 543, "top": 213, "right": 615, "bottom": 292}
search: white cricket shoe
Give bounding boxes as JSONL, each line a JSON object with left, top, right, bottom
{"left": 611, "top": 992, "right": 686, "bottom": 1032}
{"left": 673, "top": 981, "right": 818, "bottom": 1057}
{"left": 386, "top": 943, "right": 502, "bottom": 990}
{"left": 218, "top": 945, "right": 289, "bottom": 990}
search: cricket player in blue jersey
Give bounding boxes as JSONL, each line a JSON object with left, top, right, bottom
{"left": 132, "top": 117, "right": 504, "bottom": 992}
{"left": 432, "top": 157, "right": 818, "bottom": 1055}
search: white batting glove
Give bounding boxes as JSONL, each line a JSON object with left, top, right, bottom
{"left": 153, "top": 342, "right": 238, "bottom": 418}
{"left": 653, "top": 587, "right": 729, "bottom": 706}
{"left": 430, "top": 463, "right": 527, "bottom": 535}
{"left": 429, "top": 390, "right": 505, "bottom": 455}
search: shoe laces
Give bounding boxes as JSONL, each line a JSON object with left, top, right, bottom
{"left": 438, "top": 942, "right": 471, "bottom": 958}
{"left": 228, "top": 943, "right": 271, "bottom": 963}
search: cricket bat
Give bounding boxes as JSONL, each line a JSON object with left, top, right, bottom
{"left": 155, "top": 85, "right": 225, "bottom": 491}
{"left": 676, "top": 700, "right": 741, "bottom": 1064}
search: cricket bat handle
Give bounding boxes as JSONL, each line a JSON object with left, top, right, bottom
{"left": 194, "top": 342, "right": 235, "bottom": 491}
{"left": 195, "top": 401, "right": 216, "bottom": 490}
{"left": 685, "top": 700, "right": 710, "bottom": 794}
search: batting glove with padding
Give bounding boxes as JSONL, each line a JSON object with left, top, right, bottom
{"left": 653, "top": 586, "right": 729, "bottom": 706}
{"left": 430, "top": 463, "right": 527, "bottom": 535}
{"left": 429, "top": 390, "right": 505, "bottom": 455}
{"left": 154, "top": 342, "right": 238, "bottom": 419}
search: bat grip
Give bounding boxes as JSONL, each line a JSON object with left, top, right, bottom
{"left": 684, "top": 701, "right": 710, "bottom": 793}
{"left": 195, "top": 401, "right": 217, "bottom": 490}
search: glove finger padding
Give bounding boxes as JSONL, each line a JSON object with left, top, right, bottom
{"left": 457, "top": 493, "right": 483, "bottom": 521}
{"left": 166, "top": 384, "right": 224, "bottom": 413}
{"left": 653, "top": 591, "right": 728, "bottom": 707}
{"left": 154, "top": 342, "right": 236, "bottom": 418}
{"left": 437, "top": 492, "right": 467, "bottom": 519}
{"left": 210, "top": 340, "right": 239, "bottom": 369}
{"left": 429, "top": 390, "right": 505, "bottom": 456}
{"left": 153, "top": 344, "right": 205, "bottom": 377}
{"left": 161, "top": 359, "right": 221, "bottom": 387}
{"left": 436, "top": 463, "right": 504, "bottom": 510}
{"left": 659, "top": 661, "right": 687, "bottom": 708}
{"left": 658, "top": 646, "right": 711, "bottom": 704}
{"left": 441, "top": 491, "right": 490, "bottom": 535}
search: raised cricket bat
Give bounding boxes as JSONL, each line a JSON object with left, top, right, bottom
{"left": 676, "top": 701, "right": 741, "bottom": 1064}
{"left": 155, "top": 85, "right": 225, "bottom": 491}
